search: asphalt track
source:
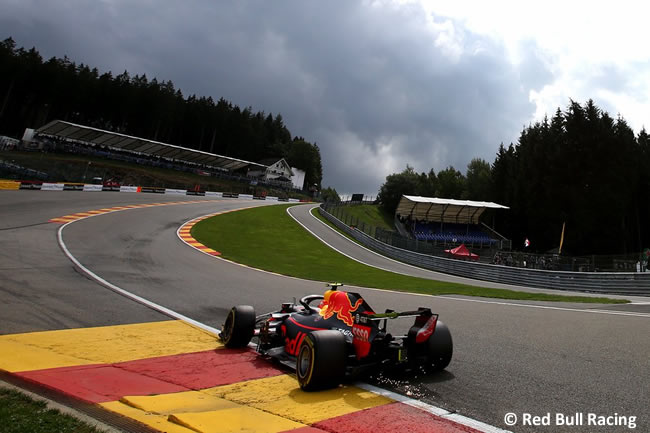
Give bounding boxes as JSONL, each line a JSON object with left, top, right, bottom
{"left": 1, "top": 192, "right": 649, "bottom": 432}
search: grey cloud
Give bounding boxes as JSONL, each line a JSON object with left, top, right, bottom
{"left": 1, "top": 0, "right": 546, "bottom": 195}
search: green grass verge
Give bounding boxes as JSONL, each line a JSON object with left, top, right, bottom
{"left": 0, "top": 387, "right": 106, "bottom": 433}
{"left": 192, "top": 204, "right": 627, "bottom": 303}
{"left": 333, "top": 204, "right": 394, "bottom": 232}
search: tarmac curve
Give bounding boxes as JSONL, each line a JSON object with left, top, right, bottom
{"left": 1, "top": 192, "right": 648, "bottom": 432}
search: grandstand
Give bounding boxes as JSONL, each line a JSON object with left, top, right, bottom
{"left": 413, "top": 221, "right": 495, "bottom": 245}
{"left": 31, "top": 120, "right": 266, "bottom": 174}
{"left": 396, "top": 195, "right": 509, "bottom": 249}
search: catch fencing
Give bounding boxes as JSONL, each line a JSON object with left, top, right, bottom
{"left": 318, "top": 205, "right": 650, "bottom": 295}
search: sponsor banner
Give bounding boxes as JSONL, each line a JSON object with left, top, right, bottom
{"left": 239, "top": 194, "right": 253, "bottom": 199}
{"left": 0, "top": 180, "right": 21, "bottom": 190}
{"left": 165, "top": 189, "right": 187, "bottom": 195}
{"left": 140, "top": 187, "right": 165, "bottom": 194}
{"left": 19, "top": 181, "right": 42, "bottom": 190}
{"left": 82, "top": 184, "right": 103, "bottom": 192}
{"left": 288, "top": 198, "right": 300, "bottom": 202}
{"left": 186, "top": 191, "right": 206, "bottom": 196}
{"left": 278, "top": 197, "right": 289, "bottom": 202}
{"left": 222, "top": 192, "right": 239, "bottom": 198}
{"left": 205, "top": 191, "right": 223, "bottom": 197}
{"left": 265, "top": 196, "right": 278, "bottom": 201}
{"left": 41, "top": 183, "right": 65, "bottom": 191}
{"left": 63, "top": 183, "right": 84, "bottom": 191}
{"left": 253, "top": 196, "right": 266, "bottom": 200}
{"left": 120, "top": 186, "right": 139, "bottom": 193}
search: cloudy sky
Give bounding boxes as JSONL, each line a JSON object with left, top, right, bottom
{"left": 2, "top": 0, "right": 649, "bottom": 196}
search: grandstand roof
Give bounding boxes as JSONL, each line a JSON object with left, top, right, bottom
{"left": 396, "top": 195, "right": 509, "bottom": 224}
{"left": 35, "top": 120, "right": 266, "bottom": 172}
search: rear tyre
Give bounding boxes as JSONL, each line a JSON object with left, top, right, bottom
{"left": 221, "top": 305, "right": 255, "bottom": 348}
{"left": 427, "top": 321, "right": 453, "bottom": 371}
{"left": 296, "top": 330, "right": 347, "bottom": 391}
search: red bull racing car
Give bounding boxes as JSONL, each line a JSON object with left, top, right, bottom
{"left": 220, "top": 284, "right": 453, "bottom": 391}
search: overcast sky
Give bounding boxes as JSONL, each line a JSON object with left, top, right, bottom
{"left": 2, "top": 0, "right": 649, "bottom": 196}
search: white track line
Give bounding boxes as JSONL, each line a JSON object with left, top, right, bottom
{"left": 55, "top": 204, "right": 222, "bottom": 335}
{"left": 174, "top": 207, "right": 507, "bottom": 433}
{"left": 54, "top": 204, "right": 644, "bottom": 433}
{"left": 57, "top": 203, "right": 507, "bottom": 433}
{"left": 356, "top": 383, "right": 511, "bottom": 433}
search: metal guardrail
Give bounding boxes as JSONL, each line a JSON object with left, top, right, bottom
{"left": 318, "top": 205, "right": 650, "bottom": 295}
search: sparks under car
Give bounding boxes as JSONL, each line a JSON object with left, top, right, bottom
{"left": 220, "top": 284, "right": 453, "bottom": 391}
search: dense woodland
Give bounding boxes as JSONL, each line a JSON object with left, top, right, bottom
{"left": 3, "top": 39, "right": 648, "bottom": 256}
{"left": 0, "top": 38, "right": 322, "bottom": 188}
{"left": 379, "top": 100, "right": 650, "bottom": 256}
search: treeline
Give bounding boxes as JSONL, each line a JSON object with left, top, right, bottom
{"left": 0, "top": 37, "right": 322, "bottom": 187}
{"left": 379, "top": 99, "right": 650, "bottom": 256}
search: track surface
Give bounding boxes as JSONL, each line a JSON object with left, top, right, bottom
{"left": 1, "top": 192, "right": 648, "bottom": 432}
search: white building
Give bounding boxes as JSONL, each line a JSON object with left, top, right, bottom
{"left": 247, "top": 158, "right": 294, "bottom": 186}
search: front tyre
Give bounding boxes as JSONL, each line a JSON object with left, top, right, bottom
{"left": 221, "top": 305, "right": 255, "bottom": 348}
{"left": 296, "top": 330, "right": 346, "bottom": 391}
{"left": 427, "top": 320, "right": 453, "bottom": 371}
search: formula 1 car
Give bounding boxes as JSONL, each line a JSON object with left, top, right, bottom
{"left": 220, "top": 284, "right": 453, "bottom": 391}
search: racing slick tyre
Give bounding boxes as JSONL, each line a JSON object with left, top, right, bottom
{"left": 427, "top": 320, "right": 453, "bottom": 371}
{"left": 296, "top": 330, "right": 346, "bottom": 391}
{"left": 221, "top": 305, "right": 256, "bottom": 348}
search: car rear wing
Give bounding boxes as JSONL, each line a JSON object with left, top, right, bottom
{"left": 356, "top": 307, "right": 433, "bottom": 322}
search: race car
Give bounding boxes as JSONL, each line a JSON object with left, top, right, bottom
{"left": 220, "top": 283, "right": 453, "bottom": 391}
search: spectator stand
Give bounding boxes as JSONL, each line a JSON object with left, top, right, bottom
{"left": 25, "top": 120, "right": 306, "bottom": 195}
{"left": 395, "top": 195, "right": 510, "bottom": 252}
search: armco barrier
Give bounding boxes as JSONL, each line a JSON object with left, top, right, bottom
{"left": 239, "top": 194, "right": 253, "bottom": 199}
{"left": 266, "top": 196, "right": 279, "bottom": 201}
{"left": 119, "top": 186, "right": 138, "bottom": 193}
{"left": 318, "top": 206, "right": 650, "bottom": 295}
{"left": 205, "top": 191, "right": 223, "bottom": 197}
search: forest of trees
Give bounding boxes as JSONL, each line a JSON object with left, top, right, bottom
{"left": 0, "top": 38, "right": 322, "bottom": 188}
{"left": 379, "top": 100, "right": 650, "bottom": 256}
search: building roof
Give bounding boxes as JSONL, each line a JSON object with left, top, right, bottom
{"left": 396, "top": 195, "right": 509, "bottom": 224}
{"left": 35, "top": 120, "right": 266, "bottom": 172}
